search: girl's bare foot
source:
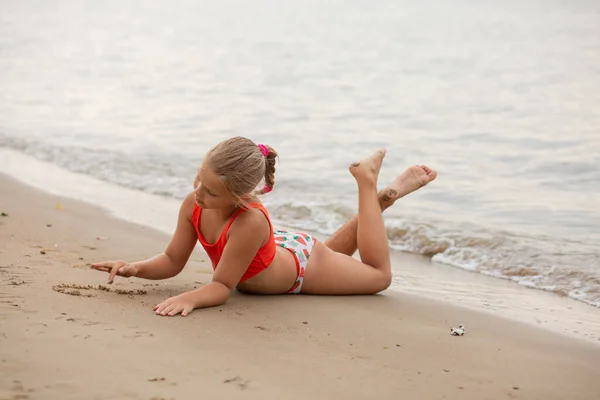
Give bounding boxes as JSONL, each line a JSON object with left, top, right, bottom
{"left": 349, "top": 149, "right": 386, "bottom": 185}
{"left": 379, "top": 165, "right": 437, "bottom": 209}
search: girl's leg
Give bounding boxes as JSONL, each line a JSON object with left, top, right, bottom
{"left": 351, "top": 150, "right": 390, "bottom": 270}
{"left": 301, "top": 150, "right": 395, "bottom": 295}
{"left": 324, "top": 165, "right": 438, "bottom": 256}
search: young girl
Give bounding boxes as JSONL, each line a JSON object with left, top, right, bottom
{"left": 92, "top": 136, "right": 437, "bottom": 316}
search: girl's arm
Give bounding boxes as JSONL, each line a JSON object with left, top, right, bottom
{"left": 92, "top": 193, "right": 198, "bottom": 283}
{"left": 133, "top": 193, "right": 198, "bottom": 280}
{"left": 153, "top": 209, "right": 269, "bottom": 316}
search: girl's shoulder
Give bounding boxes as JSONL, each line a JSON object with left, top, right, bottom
{"left": 231, "top": 204, "right": 271, "bottom": 233}
{"left": 181, "top": 192, "right": 198, "bottom": 221}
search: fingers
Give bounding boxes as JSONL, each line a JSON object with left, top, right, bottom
{"left": 91, "top": 261, "right": 116, "bottom": 275}
{"left": 91, "top": 265, "right": 111, "bottom": 272}
{"left": 159, "top": 304, "right": 176, "bottom": 316}
{"left": 107, "top": 262, "right": 124, "bottom": 284}
{"left": 155, "top": 303, "right": 175, "bottom": 316}
{"left": 154, "top": 299, "right": 171, "bottom": 315}
{"left": 167, "top": 305, "right": 184, "bottom": 316}
{"left": 164, "top": 304, "right": 177, "bottom": 315}
{"left": 91, "top": 261, "right": 112, "bottom": 268}
{"left": 91, "top": 264, "right": 132, "bottom": 279}
{"left": 91, "top": 261, "right": 113, "bottom": 272}
{"left": 181, "top": 306, "right": 193, "bottom": 317}
{"left": 153, "top": 299, "right": 193, "bottom": 317}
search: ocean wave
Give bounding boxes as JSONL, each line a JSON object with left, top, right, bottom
{"left": 2, "top": 134, "right": 599, "bottom": 308}
{"left": 0, "top": 132, "right": 196, "bottom": 198}
{"left": 390, "top": 223, "right": 600, "bottom": 308}
{"left": 268, "top": 201, "right": 600, "bottom": 308}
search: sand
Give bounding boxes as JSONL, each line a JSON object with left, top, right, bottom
{"left": 1, "top": 174, "right": 599, "bottom": 400}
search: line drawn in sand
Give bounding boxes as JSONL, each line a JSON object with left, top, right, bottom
{"left": 52, "top": 283, "right": 147, "bottom": 298}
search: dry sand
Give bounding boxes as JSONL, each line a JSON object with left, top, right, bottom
{"left": 1, "top": 174, "right": 599, "bottom": 400}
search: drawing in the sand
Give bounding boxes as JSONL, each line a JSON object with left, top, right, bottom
{"left": 92, "top": 136, "right": 437, "bottom": 316}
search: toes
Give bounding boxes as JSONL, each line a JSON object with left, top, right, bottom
{"left": 374, "top": 149, "right": 387, "bottom": 161}
{"left": 349, "top": 149, "right": 386, "bottom": 175}
{"left": 420, "top": 165, "right": 437, "bottom": 180}
{"left": 422, "top": 168, "right": 437, "bottom": 183}
{"left": 370, "top": 149, "right": 386, "bottom": 168}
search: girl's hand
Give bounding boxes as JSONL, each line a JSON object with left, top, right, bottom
{"left": 153, "top": 292, "right": 197, "bottom": 317}
{"left": 91, "top": 260, "right": 138, "bottom": 284}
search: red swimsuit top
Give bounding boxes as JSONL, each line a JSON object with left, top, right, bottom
{"left": 192, "top": 202, "right": 277, "bottom": 282}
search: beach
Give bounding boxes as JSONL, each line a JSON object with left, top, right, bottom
{"left": 2, "top": 174, "right": 599, "bottom": 400}
{"left": 2, "top": 1, "right": 600, "bottom": 398}
{"left": 2, "top": 0, "right": 600, "bottom": 310}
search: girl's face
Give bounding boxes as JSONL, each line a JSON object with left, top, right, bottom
{"left": 193, "top": 164, "right": 236, "bottom": 209}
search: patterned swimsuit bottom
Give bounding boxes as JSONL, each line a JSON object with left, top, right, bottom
{"left": 273, "top": 229, "right": 317, "bottom": 294}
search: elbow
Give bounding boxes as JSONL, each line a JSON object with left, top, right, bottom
{"left": 211, "top": 281, "right": 233, "bottom": 304}
{"left": 164, "top": 268, "right": 184, "bottom": 279}
{"left": 163, "top": 254, "right": 186, "bottom": 278}
{"left": 160, "top": 266, "right": 183, "bottom": 280}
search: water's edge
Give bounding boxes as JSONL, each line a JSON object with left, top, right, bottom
{"left": 2, "top": 147, "right": 599, "bottom": 345}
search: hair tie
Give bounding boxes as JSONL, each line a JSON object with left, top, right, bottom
{"left": 257, "top": 144, "right": 269, "bottom": 157}
{"left": 263, "top": 185, "right": 272, "bottom": 193}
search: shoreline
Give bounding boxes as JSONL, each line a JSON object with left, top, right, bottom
{"left": 2, "top": 174, "right": 600, "bottom": 399}
{"left": 2, "top": 148, "right": 599, "bottom": 345}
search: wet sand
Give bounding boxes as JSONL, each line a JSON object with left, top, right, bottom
{"left": 1, "top": 174, "right": 599, "bottom": 400}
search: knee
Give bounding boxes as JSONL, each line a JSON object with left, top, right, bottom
{"left": 373, "top": 271, "right": 392, "bottom": 294}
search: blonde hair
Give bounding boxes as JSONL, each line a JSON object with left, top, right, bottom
{"left": 205, "top": 136, "right": 278, "bottom": 205}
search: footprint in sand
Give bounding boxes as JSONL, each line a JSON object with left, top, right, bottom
{"left": 0, "top": 293, "right": 35, "bottom": 314}
{"left": 0, "top": 266, "right": 27, "bottom": 285}
{"left": 223, "top": 376, "right": 250, "bottom": 391}
{"left": 42, "top": 382, "right": 80, "bottom": 397}
{"left": 123, "top": 331, "right": 155, "bottom": 339}
{"left": 1, "top": 380, "right": 34, "bottom": 399}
